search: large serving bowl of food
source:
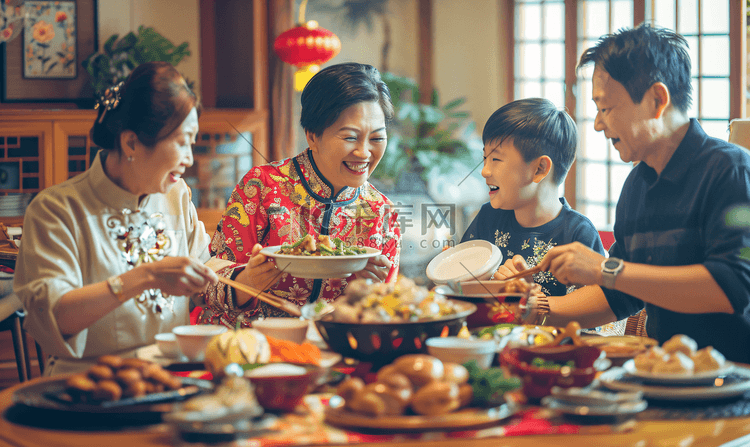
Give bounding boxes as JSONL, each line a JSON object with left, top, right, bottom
{"left": 260, "top": 234, "right": 381, "bottom": 279}
{"left": 315, "top": 277, "right": 476, "bottom": 367}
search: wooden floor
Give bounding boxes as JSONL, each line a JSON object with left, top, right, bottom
{"left": 0, "top": 330, "right": 42, "bottom": 390}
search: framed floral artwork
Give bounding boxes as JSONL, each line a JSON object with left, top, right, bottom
{"left": 23, "top": 1, "right": 77, "bottom": 79}
{"left": 0, "top": 0, "right": 97, "bottom": 105}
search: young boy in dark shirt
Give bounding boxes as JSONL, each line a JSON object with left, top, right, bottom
{"left": 462, "top": 98, "right": 604, "bottom": 297}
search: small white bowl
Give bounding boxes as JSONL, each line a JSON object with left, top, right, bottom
{"left": 426, "top": 240, "right": 503, "bottom": 285}
{"left": 426, "top": 336, "right": 497, "bottom": 369}
{"left": 154, "top": 332, "right": 181, "bottom": 358}
{"left": 253, "top": 318, "right": 309, "bottom": 345}
{"left": 172, "top": 325, "right": 228, "bottom": 362}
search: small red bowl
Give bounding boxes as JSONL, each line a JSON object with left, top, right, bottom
{"left": 244, "top": 364, "right": 326, "bottom": 412}
{"left": 499, "top": 345, "right": 603, "bottom": 400}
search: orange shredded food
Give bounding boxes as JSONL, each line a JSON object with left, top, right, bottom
{"left": 266, "top": 336, "right": 322, "bottom": 366}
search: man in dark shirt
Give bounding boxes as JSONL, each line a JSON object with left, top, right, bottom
{"left": 522, "top": 24, "right": 750, "bottom": 363}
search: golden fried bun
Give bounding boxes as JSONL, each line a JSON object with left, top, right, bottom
{"left": 692, "top": 346, "right": 726, "bottom": 373}
{"left": 662, "top": 334, "right": 698, "bottom": 357}
{"left": 633, "top": 346, "right": 668, "bottom": 372}
{"left": 652, "top": 351, "right": 695, "bottom": 375}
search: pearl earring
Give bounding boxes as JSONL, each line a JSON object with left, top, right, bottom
{"left": 127, "top": 156, "right": 134, "bottom": 162}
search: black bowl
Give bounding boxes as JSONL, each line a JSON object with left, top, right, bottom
{"left": 314, "top": 300, "right": 476, "bottom": 367}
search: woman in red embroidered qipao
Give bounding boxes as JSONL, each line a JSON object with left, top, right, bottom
{"left": 199, "top": 63, "right": 401, "bottom": 327}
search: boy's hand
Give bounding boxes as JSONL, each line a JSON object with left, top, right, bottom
{"left": 492, "top": 255, "right": 531, "bottom": 280}
{"left": 536, "top": 242, "right": 607, "bottom": 286}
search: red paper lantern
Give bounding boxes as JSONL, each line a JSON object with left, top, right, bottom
{"left": 274, "top": 21, "right": 341, "bottom": 67}
{"left": 273, "top": 21, "right": 341, "bottom": 91}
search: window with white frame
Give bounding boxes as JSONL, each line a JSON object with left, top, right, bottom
{"left": 513, "top": 0, "right": 735, "bottom": 230}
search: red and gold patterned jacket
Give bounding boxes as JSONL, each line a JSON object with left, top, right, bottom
{"left": 199, "top": 150, "right": 401, "bottom": 328}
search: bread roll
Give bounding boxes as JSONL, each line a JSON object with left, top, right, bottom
{"left": 97, "top": 355, "right": 124, "bottom": 370}
{"left": 634, "top": 346, "right": 668, "bottom": 372}
{"left": 458, "top": 383, "right": 474, "bottom": 408}
{"left": 363, "top": 383, "right": 408, "bottom": 415}
{"left": 66, "top": 373, "right": 97, "bottom": 401}
{"left": 88, "top": 364, "right": 115, "bottom": 381}
{"left": 122, "top": 380, "right": 148, "bottom": 398}
{"left": 336, "top": 377, "right": 365, "bottom": 406}
{"left": 692, "top": 346, "right": 726, "bottom": 373}
{"left": 376, "top": 372, "right": 412, "bottom": 393}
{"left": 393, "top": 354, "right": 444, "bottom": 389}
{"left": 92, "top": 380, "right": 123, "bottom": 401}
{"left": 442, "top": 363, "right": 469, "bottom": 385}
{"left": 652, "top": 351, "right": 694, "bottom": 375}
{"left": 348, "top": 390, "right": 387, "bottom": 417}
{"left": 115, "top": 367, "right": 142, "bottom": 386}
{"left": 411, "top": 381, "right": 460, "bottom": 416}
{"left": 662, "top": 334, "right": 698, "bottom": 357}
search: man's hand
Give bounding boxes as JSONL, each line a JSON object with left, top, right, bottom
{"left": 537, "top": 242, "right": 607, "bottom": 286}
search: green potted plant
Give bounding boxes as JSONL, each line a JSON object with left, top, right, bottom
{"left": 370, "top": 72, "right": 484, "bottom": 192}
{"left": 82, "top": 25, "right": 191, "bottom": 95}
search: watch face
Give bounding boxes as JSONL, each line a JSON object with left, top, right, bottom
{"left": 604, "top": 259, "right": 620, "bottom": 270}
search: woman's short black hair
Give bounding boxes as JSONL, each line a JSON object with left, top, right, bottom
{"left": 300, "top": 62, "right": 394, "bottom": 136}
{"left": 577, "top": 23, "right": 692, "bottom": 114}
{"left": 482, "top": 98, "right": 577, "bottom": 185}
{"left": 91, "top": 61, "right": 200, "bottom": 151}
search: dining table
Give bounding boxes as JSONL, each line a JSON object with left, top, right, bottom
{"left": 2, "top": 360, "right": 750, "bottom": 447}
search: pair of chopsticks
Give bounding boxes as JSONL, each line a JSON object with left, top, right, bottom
{"left": 217, "top": 276, "right": 301, "bottom": 317}
{"left": 501, "top": 264, "right": 544, "bottom": 281}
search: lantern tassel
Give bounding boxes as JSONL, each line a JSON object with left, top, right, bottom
{"left": 298, "top": 0, "right": 308, "bottom": 24}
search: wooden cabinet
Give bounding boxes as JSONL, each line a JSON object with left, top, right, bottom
{"left": 0, "top": 108, "right": 269, "bottom": 231}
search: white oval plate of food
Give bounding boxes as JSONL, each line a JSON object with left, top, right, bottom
{"left": 260, "top": 245, "right": 381, "bottom": 279}
{"left": 621, "top": 359, "right": 735, "bottom": 385}
{"left": 599, "top": 365, "right": 750, "bottom": 401}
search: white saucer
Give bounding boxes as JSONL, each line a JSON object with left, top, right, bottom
{"left": 541, "top": 395, "right": 647, "bottom": 417}
{"left": 136, "top": 344, "right": 187, "bottom": 366}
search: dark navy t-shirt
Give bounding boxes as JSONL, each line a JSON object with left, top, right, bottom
{"left": 461, "top": 197, "right": 605, "bottom": 297}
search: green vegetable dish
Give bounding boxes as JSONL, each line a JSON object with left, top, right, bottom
{"left": 276, "top": 234, "right": 367, "bottom": 256}
{"left": 530, "top": 357, "right": 576, "bottom": 370}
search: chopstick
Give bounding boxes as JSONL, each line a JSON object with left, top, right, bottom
{"left": 501, "top": 264, "right": 544, "bottom": 281}
{"left": 217, "top": 276, "right": 302, "bottom": 317}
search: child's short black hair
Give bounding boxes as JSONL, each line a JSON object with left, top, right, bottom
{"left": 482, "top": 98, "right": 577, "bottom": 185}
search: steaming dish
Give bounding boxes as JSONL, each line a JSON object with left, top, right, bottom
{"left": 329, "top": 276, "right": 464, "bottom": 323}
{"left": 276, "top": 234, "right": 367, "bottom": 256}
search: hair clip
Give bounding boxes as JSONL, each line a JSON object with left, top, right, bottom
{"left": 95, "top": 81, "right": 124, "bottom": 123}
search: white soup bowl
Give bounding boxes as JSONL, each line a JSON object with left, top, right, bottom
{"left": 172, "top": 325, "right": 228, "bottom": 362}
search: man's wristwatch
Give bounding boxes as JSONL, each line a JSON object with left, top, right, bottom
{"left": 601, "top": 257, "right": 624, "bottom": 289}
{"left": 107, "top": 275, "right": 127, "bottom": 303}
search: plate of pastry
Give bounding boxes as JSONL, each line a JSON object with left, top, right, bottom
{"left": 599, "top": 365, "right": 750, "bottom": 401}
{"left": 620, "top": 334, "right": 733, "bottom": 385}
